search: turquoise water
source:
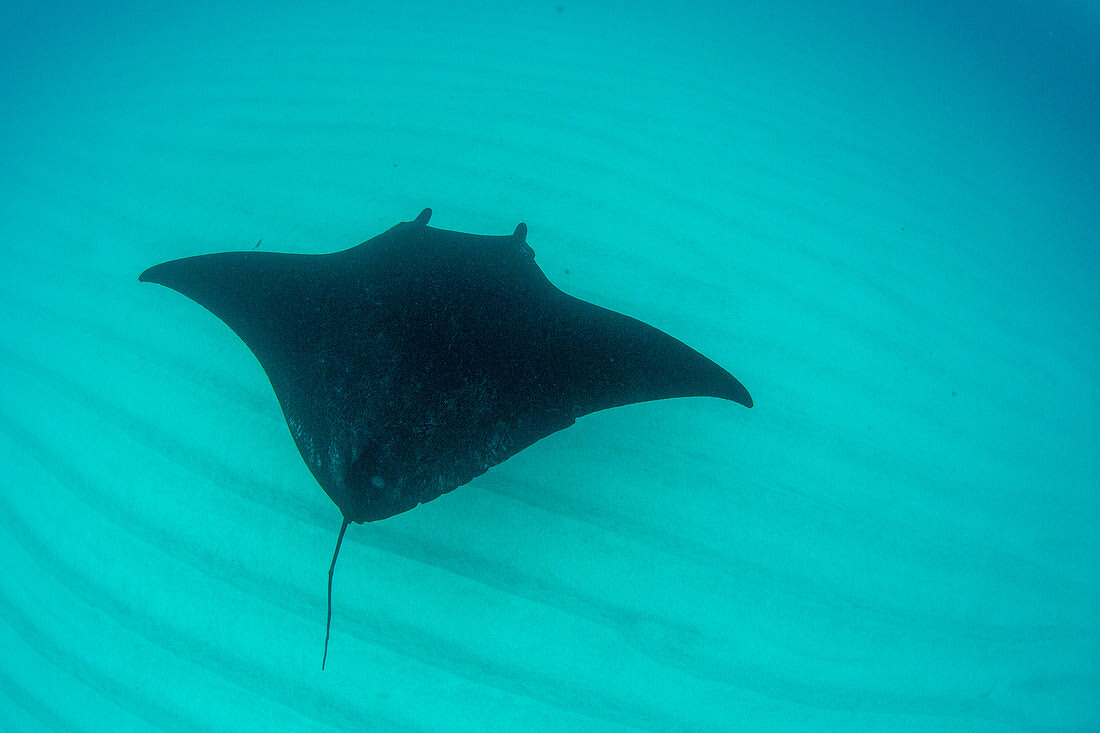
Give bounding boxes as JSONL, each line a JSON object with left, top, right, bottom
{"left": 2, "top": 1, "right": 1098, "bottom": 730}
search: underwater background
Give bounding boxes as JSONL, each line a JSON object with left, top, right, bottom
{"left": 2, "top": 1, "right": 1098, "bottom": 730}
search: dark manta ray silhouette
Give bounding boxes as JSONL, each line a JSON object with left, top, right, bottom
{"left": 140, "top": 209, "right": 752, "bottom": 668}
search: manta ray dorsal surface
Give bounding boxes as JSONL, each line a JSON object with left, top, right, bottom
{"left": 140, "top": 208, "right": 752, "bottom": 667}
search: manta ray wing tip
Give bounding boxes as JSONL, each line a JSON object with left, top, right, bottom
{"left": 138, "top": 264, "right": 160, "bottom": 284}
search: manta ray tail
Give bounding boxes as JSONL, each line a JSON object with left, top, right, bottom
{"left": 322, "top": 515, "right": 351, "bottom": 670}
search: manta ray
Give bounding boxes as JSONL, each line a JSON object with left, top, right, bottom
{"left": 140, "top": 209, "right": 752, "bottom": 667}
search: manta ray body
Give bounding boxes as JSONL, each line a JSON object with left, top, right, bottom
{"left": 140, "top": 209, "right": 752, "bottom": 666}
